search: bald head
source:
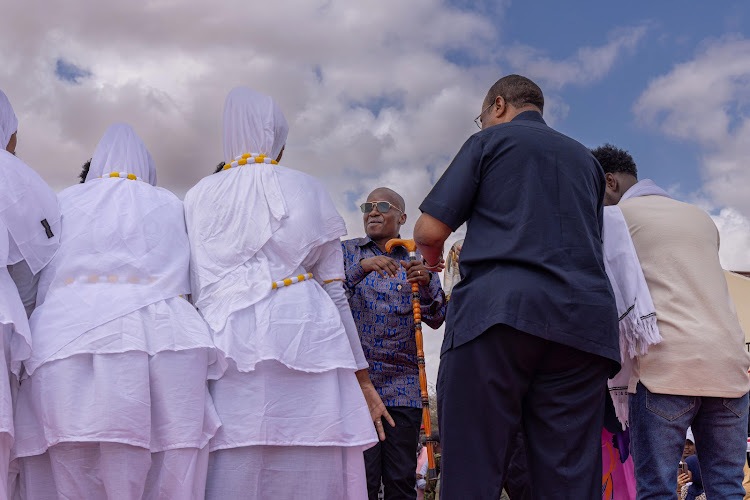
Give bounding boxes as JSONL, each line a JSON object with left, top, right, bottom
{"left": 368, "top": 187, "right": 405, "bottom": 212}
{"left": 363, "top": 187, "right": 406, "bottom": 247}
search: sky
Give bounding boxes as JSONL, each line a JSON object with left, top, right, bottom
{"left": 2, "top": 0, "right": 750, "bottom": 388}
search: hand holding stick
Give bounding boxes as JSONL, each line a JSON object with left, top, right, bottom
{"left": 385, "top": 238, "right": 437, "bottom": 481}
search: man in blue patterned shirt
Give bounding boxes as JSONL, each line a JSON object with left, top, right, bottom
{"left": 342, "top": 187, "right": 446, "bottom": 500}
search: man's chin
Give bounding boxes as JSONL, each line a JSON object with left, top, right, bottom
{"left": 366, "top": 229, "right": 386, "bottom": 240}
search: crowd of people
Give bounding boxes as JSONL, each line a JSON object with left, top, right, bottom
{"left": 0, "top": 72, "right": 748, "bottom": 500}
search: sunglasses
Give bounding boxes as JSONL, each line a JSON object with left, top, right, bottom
{"left": 359, "top": 201, "right": 404, "bottom": 214}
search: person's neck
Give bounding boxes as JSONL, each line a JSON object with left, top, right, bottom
{"left": 620, "top": 176, "right": 639, "bottom": 196}
{"left": 506, "top": 105, "right": 540, "bottom": 121}
{"left": 372, "top": 235, "right": 398, "bottom": 253}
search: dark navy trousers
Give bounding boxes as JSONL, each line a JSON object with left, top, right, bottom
{"left": 437, "top": 323, "right": 611, "bottom": 500}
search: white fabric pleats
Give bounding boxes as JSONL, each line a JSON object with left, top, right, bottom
{"left": 205, "top": 445, "right": 368, "bottom": 500}
{"left": 18, "top": 443, "right": 209, "bottom": 500}
{"left": 15, "top": 123, "right": 221, "bottom": 500}
{"left": 185, "top": 87, "right": 376, "bottom": 499}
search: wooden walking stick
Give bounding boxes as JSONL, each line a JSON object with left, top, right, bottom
{"left": 385, "top": 238, "right": 437, "bottom": 481}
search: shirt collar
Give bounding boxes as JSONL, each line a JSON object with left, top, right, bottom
{"left": 356, "top": 235, "right": 406, "bottom": 254}
{"left": 511, "top": 110, "right": 545, "bottom": 125}
{"left": 356, "top": 236, "right": 373, "bottom": 248}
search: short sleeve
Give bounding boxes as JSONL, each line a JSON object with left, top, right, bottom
{"left": 419, "top": 135, "right": 482, "bottom": 231}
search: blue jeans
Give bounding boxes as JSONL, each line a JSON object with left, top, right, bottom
{"left": 629, "top": 382, "right": 749, "bottom": 499}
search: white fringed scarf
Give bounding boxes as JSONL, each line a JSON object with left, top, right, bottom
{"left": 604, "top": 179, "right": 671, "bottom": 428}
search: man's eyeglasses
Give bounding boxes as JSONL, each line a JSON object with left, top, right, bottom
{"left": 360, "top": 201, "right": 404, "bottom": 214}
{"left": 474, "top": 97, "right": 500, "bottom": 129}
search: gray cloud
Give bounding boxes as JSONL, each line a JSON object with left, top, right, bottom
{"left": 1, "top": 1, "right": 649, "bottom": 386}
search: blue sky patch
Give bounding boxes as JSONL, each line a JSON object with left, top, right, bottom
{"left": 55, "top": 58, "right": 92, "bottom": 84}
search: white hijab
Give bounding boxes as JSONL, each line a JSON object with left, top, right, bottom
{"left": 27, "top": 124, "right": 190, "bottom": 375}
{"left": 0, "top": 90, "right": 17, "bottom": 151}
{"left": 223, "top": 86, "right": 288, "bottom": 163}
{"left": 185, "top": 87, "right": 346, "bottom": 332}
{"left": 85, "top": 122, "right": 157, "bottom": 185}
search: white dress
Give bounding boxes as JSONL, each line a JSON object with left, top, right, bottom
{"left": 0, "top": 149, "right": 61, "bottom": 500}
{"left": 13, "top": 124, "right": 223, "bottom": 500}
{"left": 186, "top": 164, "right": 378, "bottom": 500}
{"left": 14, "top": 298, "right": 223, "bottom": 500}
{"left": 0, "top": 227, "right": 28, "bottom": 500}
{"left": 203, "top": 243, "right": 377, "bottom": 500}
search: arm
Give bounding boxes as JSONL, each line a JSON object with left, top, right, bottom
{"left": 414, "top": 214, "right": 452, "bottom": 269}
{"left": 8, "top": 261, "right": 39, "bottom": 318}
{"left": 419, "top": 270, "right": 446, "bottom": 329}
{"left": 416, "top": 135, "right": 482, "bottom": 265}
{"left": 343, "top": 252, "right": 369, "bottom": 292}
{"left": 306, "top": 241, "right": 369, "bottom": 370}
{"left": 323, "top": 280, "right": 369, "bottom": 370}
{"left": 308, "top": 240, "right": 396, "bottom": 439}
{"left": 341, "top": 241, "right": 400, "bottom": 291}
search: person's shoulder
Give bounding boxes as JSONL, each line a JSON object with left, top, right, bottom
{"left": 621, "top": 196, "right": 714, "bottom": 225}
{"left": 151, "top": 185, "right": 182, "bottom": 205}
{"left": 184, "top": 171, "right": 224, "bottom": 205}
{"left": 341, "top": 237, "right": 368, "bottom": 252}
{"left": 274, "top": 163, "right": 325, "bottom": 190}
{"left": 58, "top": 183, "right": 86, "bottom": 198}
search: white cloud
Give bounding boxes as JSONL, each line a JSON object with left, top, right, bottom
{"left": 1, "top": 1, "right": 647, "bottom": 388}
{"left": 713, "top": 208, "right": 750, "bottom": 271}
{"left": 635, "top": 37, "right": 750, "bottom": 271}
{"left": 505, "top": 25, "right": 648, "bottom": 90}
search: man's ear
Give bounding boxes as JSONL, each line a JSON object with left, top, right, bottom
{"left": 605, "top": 172, "right": 617, "bottom": 192}
{"left": 399, "top": 212, "right": 407, "bottom": 226}
{"left": 493, "top": 96, "right": 506, "bottom": 120}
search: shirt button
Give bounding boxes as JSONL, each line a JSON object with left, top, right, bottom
{"left": 397, "top": 285, "right": 402, "bottom": 291}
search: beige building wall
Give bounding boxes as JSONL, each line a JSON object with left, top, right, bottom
{"left": 726, "top": 271, "right": 750, "bottom": 343}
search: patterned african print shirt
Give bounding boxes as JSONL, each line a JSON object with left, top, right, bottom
{"left": 342, "top": 236, "right": 446, "bottom": 408}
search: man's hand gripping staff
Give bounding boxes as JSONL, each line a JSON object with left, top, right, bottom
{"left": 385, "top": 238, "right": 437, "bottom": 481}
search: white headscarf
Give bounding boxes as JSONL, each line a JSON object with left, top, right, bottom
{"left": 0, "top": 90, "right": 18, "bottom": 151}
{"left": 26, "top": 124, "right": 190, "bottom": 375}
{"left": 223, "top": 86, "right": 288, "bottom": 162}
{"left": 0, "top": 150, "right": 61, "bottom": 274}
{"left": 185, "top": 88, "right": 346, "bottom": 332}
{"left": 85, "top": 122, "right": 157, "bottom": 185}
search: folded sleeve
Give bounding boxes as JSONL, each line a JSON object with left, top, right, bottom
{"left": 304, "top": 240, "right": 369, "bottom": 370}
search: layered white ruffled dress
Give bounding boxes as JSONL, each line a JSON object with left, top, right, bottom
{"left": 0, "top": 226, "right": 31, "bottom": 500}
{"left": 0, "top": 148, "right": 61, "bottom": 500}
{"left": 13, "top": 124, "right": 223, "bottom": 500}
{"left": 185, "top": 87, "right": 377, "bottom": 500}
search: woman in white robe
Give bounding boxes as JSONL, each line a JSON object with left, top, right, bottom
{"left": 184, "top": 87, "right": 386, "bottom": 500}
{"left": 14, "top": 123, "right": 224, "bottom": 500}
{"left": 0, "top": 90, "right": 61, "bottom": 500}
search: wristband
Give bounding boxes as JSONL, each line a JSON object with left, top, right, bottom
{"left": 422, "top": 257, "right": 442, "bottom": 272}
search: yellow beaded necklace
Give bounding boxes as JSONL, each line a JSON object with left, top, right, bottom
{"left": 99, "top": 172, "right": 145, "bottom": 181}
{"left": 223, "top": 153, "right": 278, "bottom": 171}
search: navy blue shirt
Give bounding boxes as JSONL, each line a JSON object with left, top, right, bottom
{"left": 419, "top": 111, "right": 619, "bottom": 364}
